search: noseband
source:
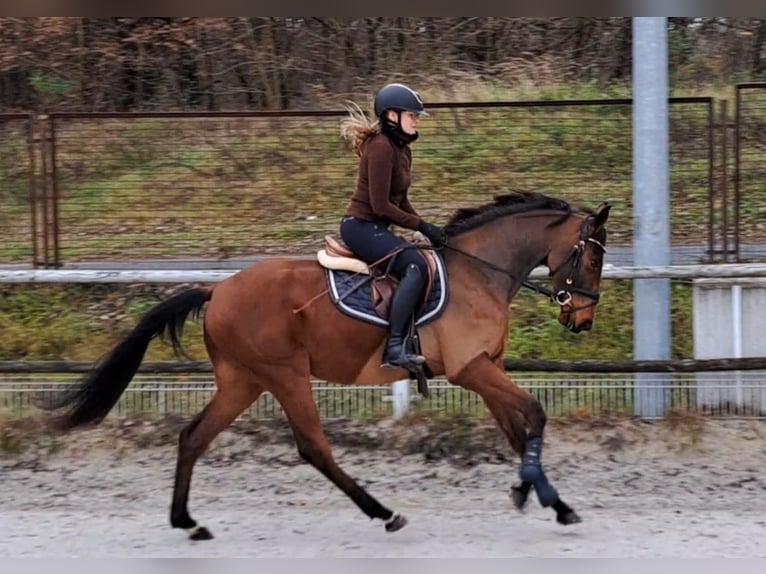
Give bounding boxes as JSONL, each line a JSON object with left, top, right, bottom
{"left": 441, "top": 214, "right": 606, "bottom": 311}
{"left": 526, "top": 234, "right": 605, "bottom": 311}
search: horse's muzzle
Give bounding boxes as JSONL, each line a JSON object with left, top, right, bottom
{"left": 560, "top": 310, "right": 593, "bottom": 333}
{"left": 568, "top": 319, "right": 592, "bottom": 333}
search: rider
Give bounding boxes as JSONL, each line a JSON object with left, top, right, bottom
{"left": 339, "top": 82, "right": 445, "bottom": 370}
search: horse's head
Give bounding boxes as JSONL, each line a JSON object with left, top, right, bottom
{"left": 546, "top": 202, "right": 611, "bottom": 333}
{"left": 443, "top": 191, "right": 611, "bottom": 333}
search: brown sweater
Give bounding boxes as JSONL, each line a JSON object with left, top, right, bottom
{"left": 344, "top": 133, "right": 423, "bottom": 230}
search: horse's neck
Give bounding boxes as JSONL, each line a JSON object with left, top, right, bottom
{"left": 447, "top": 214, "right": 559, "bottom": 297}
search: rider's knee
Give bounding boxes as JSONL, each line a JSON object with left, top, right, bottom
{"left": 402, "top": 259, "right": 427, "bottom": 281}
{"left": 405, "top": 262, "right": 423, "bottom": 275}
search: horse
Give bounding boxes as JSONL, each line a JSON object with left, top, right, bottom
{"left": 44, "top": 190, "right": 610, "bottom": 540}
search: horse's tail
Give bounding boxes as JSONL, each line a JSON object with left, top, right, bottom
{"left": 45, "top": 287, "right": 213, "bottom": 430}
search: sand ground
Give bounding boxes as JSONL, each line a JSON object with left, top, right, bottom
{"left": 1, "top": 414, "right": 765, "bottom": 557}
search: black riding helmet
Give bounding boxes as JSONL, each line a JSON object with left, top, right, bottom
{"left": 373, "top": 83, "right": 429, "bottom": 119}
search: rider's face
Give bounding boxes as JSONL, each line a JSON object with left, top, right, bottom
{"left": 388, "top": 110, "right": 421, "bottom": 135}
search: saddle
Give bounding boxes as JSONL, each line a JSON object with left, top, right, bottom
{"left": 317, "top": 235, "right": 438, "bottom": 320}
{"left": 317, "top": 236, "right": 448, "bottom": 398}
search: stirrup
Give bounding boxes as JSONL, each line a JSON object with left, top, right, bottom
{"left": 381, "top": 355, "right": 430, "bottom": 398}
{"left": 381, "top": 332, "right": 424, "bottom": 369}
{"left": 381, "top": 352, "right": 426, "bottom": 370}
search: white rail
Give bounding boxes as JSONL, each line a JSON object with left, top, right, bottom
{"left": 4, "top": 263, "right": 766, "bottom": 283}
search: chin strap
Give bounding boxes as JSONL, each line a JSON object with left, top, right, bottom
{"left": 381, "top": 115, "right": 418, "bottom": 146}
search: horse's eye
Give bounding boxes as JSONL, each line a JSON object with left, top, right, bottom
{"left": 590, "top": 257, "right": 602, "bottom": 269}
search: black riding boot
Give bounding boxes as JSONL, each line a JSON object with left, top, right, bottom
{"left": 381, "top": 264, "right": 426, "bottom": 370}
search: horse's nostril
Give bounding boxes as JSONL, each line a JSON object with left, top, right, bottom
{"left": 580, "top": 320, "right": 593, "bottom": 331}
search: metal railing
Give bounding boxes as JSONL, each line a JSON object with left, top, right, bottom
{"left": 3, "top": 373, "right": 764, "bottom": 420}
{"left": 3, "top": 262, "right": 766, "bottom": 420}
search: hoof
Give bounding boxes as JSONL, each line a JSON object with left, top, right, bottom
{"left": 510, "top": 484, "right": 529, "bottom": 512}
{"left": 187, "top": 525, "right": 214, "bottom": 540}
{"left": 556, "top": 510, "right": 582, "bottom": 525}
{"left": 384, "top": 513, "right": 408, "bottom": 533}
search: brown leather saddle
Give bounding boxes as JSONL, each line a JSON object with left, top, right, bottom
{"left": 317, "top": 235, "right": 438, "bottom": 320}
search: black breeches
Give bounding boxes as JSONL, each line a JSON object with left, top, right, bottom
{"left": 339, "top": 216, "right": 428, "bottom": 278}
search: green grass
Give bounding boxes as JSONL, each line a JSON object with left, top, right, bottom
{"left": 0, "top": 285, "right": 207, "bottom": 361}
{"left": 0, "top": 279, "right": 695, "bottom": 363}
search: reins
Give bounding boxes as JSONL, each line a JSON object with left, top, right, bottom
{"left": 437, "top": 242, "right": 566, "bottom": 303}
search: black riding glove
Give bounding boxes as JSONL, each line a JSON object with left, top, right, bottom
{"left": 418, "top": 221, "right": 446, "bottom": 246}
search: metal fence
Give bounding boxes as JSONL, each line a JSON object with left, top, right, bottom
{"left": 735, "top": 83, "right": 766, "bottom": 262}
{"left": 2, "top": 373, "right": 764, "bottom": 420}
{"left": 3, "top": 263, "right": 766, "bottom": 420}
{"left": 3, "top": 92, "right": 765, "bottom": 421}
{"left": 0, "top": 96, "right": 726, "bottom": 267}
{"left": 0, "top": 114, "right": 34, "bottom": 264}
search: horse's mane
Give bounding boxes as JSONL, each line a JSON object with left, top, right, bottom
{"left": 444, "top": 191, "right": 588, "bottom": 237}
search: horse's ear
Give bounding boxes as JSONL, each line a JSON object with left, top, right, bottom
{"left": 592, "top": 202, "right": 611, "bottom": 231}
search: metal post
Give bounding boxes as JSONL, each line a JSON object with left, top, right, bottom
{"left": 721, "top": 99, "right": 729, "bottom": 262}
{"left": 156, "top": 381, "right": 165, "bottom": 416}
{"left": 734, "top": 86, "right": 742, "bottom": 262}
{"left": 39, "top": 115, "right": 50, "bottom": 267}
{"left": 391, "top": 379, "right": 410, "bottom": 419}
{"left": 731, "top": 284, "right": 744, "bottom": 407}
{"left": 27, "top": 114, "right": 39, "bottom": 267}
{"left": 633, "top": 17, "right": 672, "bottom": 418}
{"left": 49, "top": 116, "right": 60, "bottom": 268}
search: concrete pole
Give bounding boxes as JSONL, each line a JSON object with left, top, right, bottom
{"left": 632, "top": 17, "right": 672, "bottom": 418}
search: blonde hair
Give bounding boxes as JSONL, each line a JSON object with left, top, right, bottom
{"left": 340, "top": 101, "right": 380, "bottom": 157}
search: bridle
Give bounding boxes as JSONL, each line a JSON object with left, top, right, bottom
{"left": 526, "top": 236, "right": 605, "bottom": 311}
{"left": 440, "top": 214, "right": 606, "bottom": 311}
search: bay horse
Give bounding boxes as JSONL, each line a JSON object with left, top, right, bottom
{"left": 45, "top": 191, "right": 610, "bottom": 540}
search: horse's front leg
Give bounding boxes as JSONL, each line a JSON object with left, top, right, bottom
{"left": 450, "top": 353, "right": 581, "bottom": 525}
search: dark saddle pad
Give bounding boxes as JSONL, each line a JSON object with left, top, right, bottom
{"left": 325, "top": 252, "right": 449, "bottom": 327}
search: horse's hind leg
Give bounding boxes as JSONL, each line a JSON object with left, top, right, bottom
{"left": 268, "top": 366, "right": 406, "bottom": 532}
{"left": 504, "top": 410, "right": 534, "bottom": 510}
{"left": 452, "top": 353, "right": 581, "bottom": 525}
{"left": 170, "top": 361, "right": 263, "bottom": 540}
